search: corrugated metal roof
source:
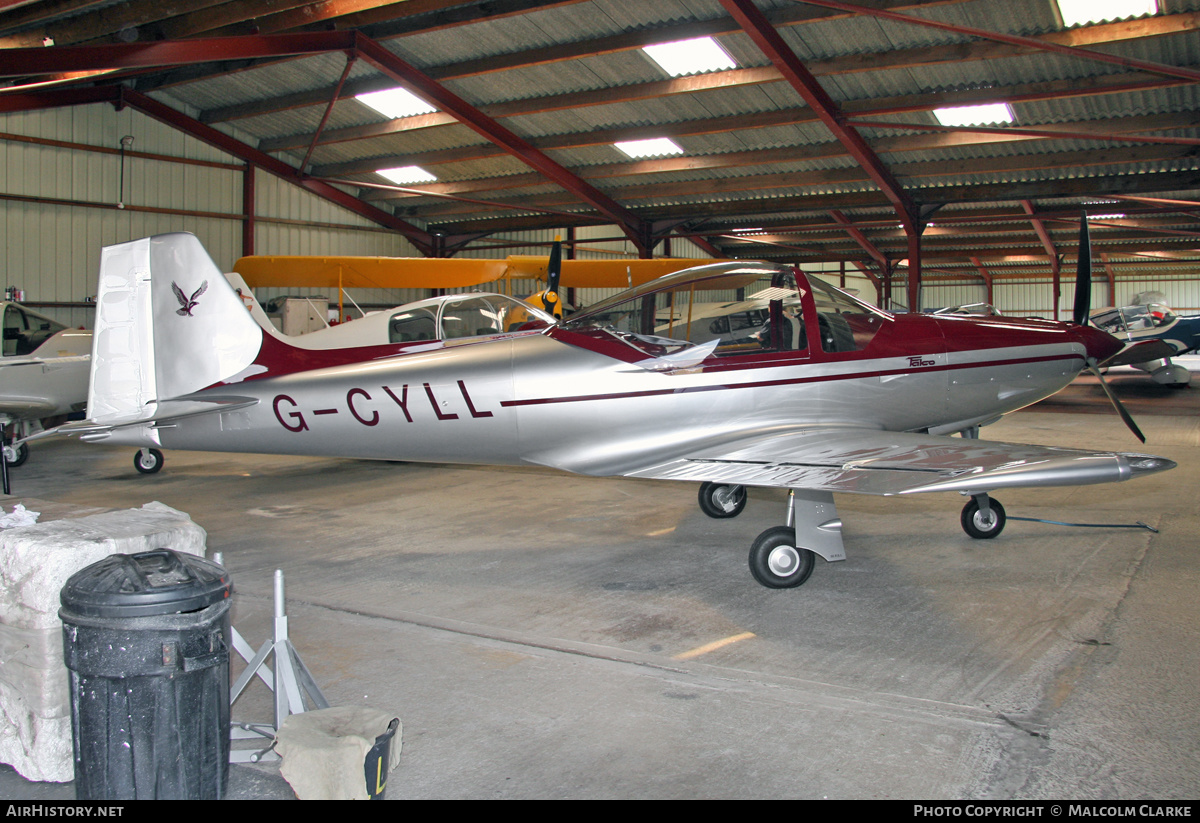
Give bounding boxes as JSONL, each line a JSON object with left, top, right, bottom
{"left": 0, "top": 0, "right": 1197, "bottom": 277}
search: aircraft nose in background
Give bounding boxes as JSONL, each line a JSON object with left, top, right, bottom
{"left": 1078, "top": 323, "right": 1123, "bottom": 364}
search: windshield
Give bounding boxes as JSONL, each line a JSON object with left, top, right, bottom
{"left": 563, "top": 262, "right": 802, "bottom": 357}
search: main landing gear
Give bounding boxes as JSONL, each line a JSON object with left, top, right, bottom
{"left": 697, "top": 484, "right": 1007, "bottom": 588}
{"left": 697, "top": 484, "right": 845, "bottom": 589}
{"left": 133, "top": 448, "right": 165, "bottom": 475}
{"left": 2, "top": 438, "right": 28, "bottom": 467}
{"left": 960, "top": 493, "right": 1006, "bottom": 539}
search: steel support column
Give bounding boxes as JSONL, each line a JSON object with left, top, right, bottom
{"left": 243, "top": 163, "right": 255, "bottom": 257}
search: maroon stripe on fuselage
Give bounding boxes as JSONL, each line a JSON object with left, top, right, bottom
{"left": 501, "top": 351, "right": 1082, "bottom": 407}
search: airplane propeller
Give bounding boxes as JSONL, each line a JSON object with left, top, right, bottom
{"left": 1073, "top": 211, "right": 1092, "bottom": 327}
{"left": 526, "top": 236, "right": 564, "bottom": 320}
{"left": 544, "top": 236, "right": 563, "bottom": 319}
{"left": 1072, "top": 212, "right": 1146, "bottom": 444}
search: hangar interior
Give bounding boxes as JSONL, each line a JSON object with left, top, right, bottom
{"left": 0, "top": 0, "right": 1198, "bottom": 800}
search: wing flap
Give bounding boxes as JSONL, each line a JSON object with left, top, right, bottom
{"left": 622, "top": 427, "right": 1175, "bottom": 495}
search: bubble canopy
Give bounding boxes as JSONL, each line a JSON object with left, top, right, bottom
{"left": 562, "top": 261, "right": 886, "bottom": 359}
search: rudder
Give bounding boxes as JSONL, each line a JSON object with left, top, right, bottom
{"left": 89, "top": 233, "right": 262, "bottom": 422}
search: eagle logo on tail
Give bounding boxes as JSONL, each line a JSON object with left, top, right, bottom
{"left": 172, "top": 280, "right": 208, "bottom": 316}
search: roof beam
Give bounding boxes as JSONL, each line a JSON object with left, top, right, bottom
{"left": 383, "top": 142, "right": 1197, "bottom": 215}
{"left": 117, "top": 86, "right": 437, "bottom": 254}
{"left": 796, "top": 0, "right": 1200, "bottom": 83}
{"left": 428, "top": 168, "right": 1200, "bottom": 235}
{"left": 717, "top": 0, "right": 914, "bottom": 219}
{"left": 189, "top": 6, "right": 1197, "bottom": 124}
{"left": 265, "top": 66, "right": 1191, "bottom": 154}
{"left": 348, "top": 33, "right": 649, "bottom": 252}
{"left": 830, "top": 210, "right": 890, "bottom": 280}
{"left": 0, "top": 30, "right": 652, "bottom": 251}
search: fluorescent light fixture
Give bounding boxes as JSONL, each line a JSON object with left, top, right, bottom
{"left": 357, "top": 88, "right": 437, "bottom": 119}
{"left": 377, "top": 165, "right": 437, "bottom": 185}
{"left": 1056, "top": 0, "right": 1157, "bottom": 27}
{"left": 933, "top": 102, "right": 1015, "bottom": 127}
{"left": 643, "top": 37, "right": 736, "bottom": 77}
{"left": 614, "top": 137, "right": 684, "bottom": 158}
{"left": 1091, "top": 213, "right": 1127, "bottom": 220}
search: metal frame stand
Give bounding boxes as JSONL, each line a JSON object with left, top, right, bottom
{"left": 227, "top": 566, "right": 329, "bottom": 763}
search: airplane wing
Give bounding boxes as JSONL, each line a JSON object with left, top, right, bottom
{"left": 620, "top": 426, "right": 1174, "bottom": 496}
{"left": 1101, "top": 338, "right": 1179, "bottom": 367}
{"left": 232, "top": 255, "right": 725, "bottom": 290}
{"left": 0, "top": 398, "right": 59, "bottom": 418}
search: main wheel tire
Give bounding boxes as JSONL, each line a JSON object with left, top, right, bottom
{"left": 133, "top": 448, "right": 164, "bottom": 475}
{"left": 698, "top": 482, "right": 747, "bottom": 519}
{"left": 748, "top": 526, "right": 816, "bottom": 588}
{"left": 3, "top": 440, "right": 28, "bottom": 467}
{"left": 961, "top": 497, "right": 1006, "bottom": 539}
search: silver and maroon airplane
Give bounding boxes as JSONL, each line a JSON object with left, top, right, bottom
{"left": 28, "top": 231, "right": 1175, "bottom": 588}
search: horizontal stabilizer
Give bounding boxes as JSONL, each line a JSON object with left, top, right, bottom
{"left": 21, "top": 396, "right": 259, "bottom": 444}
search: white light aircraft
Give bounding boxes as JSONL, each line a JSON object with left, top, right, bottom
{"left": 1, "top": 301, "right": 91, "bottom": 466}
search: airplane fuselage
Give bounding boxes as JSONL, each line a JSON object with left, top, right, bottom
{"left": 125, "top": 310, "right": 1102, "bottom": 482}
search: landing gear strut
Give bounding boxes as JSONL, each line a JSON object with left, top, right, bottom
{"left": 746, "top": 489, "right": 845, "bottom": 589}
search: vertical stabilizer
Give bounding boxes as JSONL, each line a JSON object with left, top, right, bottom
{"left": 89, "top": 233, "right": 262, "bottom": 422}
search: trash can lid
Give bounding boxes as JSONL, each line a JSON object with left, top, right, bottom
{"left": 60, "top": 549, "right": 232, "bottom": 618}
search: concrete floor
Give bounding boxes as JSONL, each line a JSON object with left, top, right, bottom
{"left": 1, "top": 392, "right": 1197, "bottom": 799}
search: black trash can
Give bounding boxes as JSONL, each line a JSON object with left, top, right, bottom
{"left": 60, "top": 549, "right": 233, "bottom": 800}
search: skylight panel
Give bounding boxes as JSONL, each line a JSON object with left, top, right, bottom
{"left": 932, "top": 102, "right": 1015, "bottom": 127}
{"left": 1056, "top": 0, "right": 1158, "bottom": 27}
{"left": 642, "top": 37, "right": 736, "bottom": 77}
{"left": 377, "top": 166, "right": 437, "bottom": 185}
{"left": 614, "top": 138, "right": 684, "bottom": 158}
{"left": 357, "top": 88, "right": 437, "bottom": 119}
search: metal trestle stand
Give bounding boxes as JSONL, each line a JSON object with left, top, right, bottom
{"left": 226, "top": 564, "right": 329, "bottom": 763}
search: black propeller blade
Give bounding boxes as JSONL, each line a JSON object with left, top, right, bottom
{"left": 1073, "top": 211, "right": 1092, "bottom": 326}
{"left": 547, "top": 236, "right": 562, "bottom": 298}
{"left": 1073, "top": 211, "right": 1145, "bottom": 443}
{"left": 539, "top": 236, "right": 564, "bottom": 319}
